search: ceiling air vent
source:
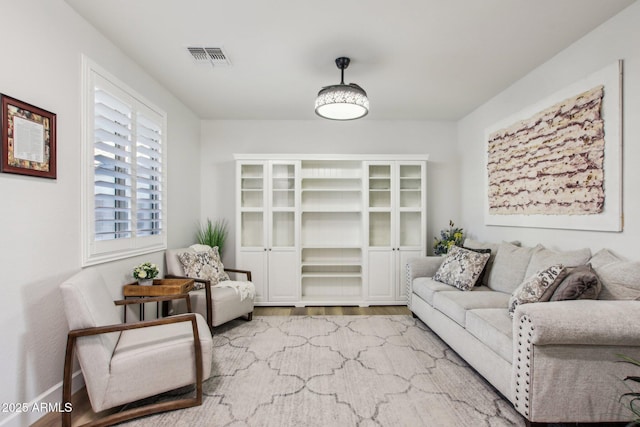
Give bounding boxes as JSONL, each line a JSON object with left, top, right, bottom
{"left": 187, "top": 47, "right": 231, "bottom": 67}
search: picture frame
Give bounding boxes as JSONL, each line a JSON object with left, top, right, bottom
{"left": 1, "top": 94, "right": 56, "bottom": 179}
{"left": 483, "top": 60, "right": 622, "bottom": 232}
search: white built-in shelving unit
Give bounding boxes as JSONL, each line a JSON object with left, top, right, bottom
{"left": 235, "top": 154, "right": 427, "bottom": 306}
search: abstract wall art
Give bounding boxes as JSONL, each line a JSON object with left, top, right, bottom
{"left": 484, "top": 61, "right": 622, "bottom": 231}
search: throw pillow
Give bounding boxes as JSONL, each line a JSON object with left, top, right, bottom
{"left": 550, "top": 264, "right": 602, "bottom": 301}
{"left": 433, "top": 245, "right": 491, "bottom": 291}
{"left": 178, "top": 247, "right": 229, "bottom": 288}
{"left": 508, "top": 264, "right": 567, "bottom": 317}
{"left": 462, "top": 246, "right": 492, "bottom": 287}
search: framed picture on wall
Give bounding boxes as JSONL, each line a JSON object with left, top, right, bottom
{"left": 0, "top": 94, "right": 56, "bottom": 179}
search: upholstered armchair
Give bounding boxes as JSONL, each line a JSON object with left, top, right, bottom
{"left": 165, "top": 246, "right": 254, "bottom": 328}
{"left": 60, "top": 268, "right": 213, "bottom": 427}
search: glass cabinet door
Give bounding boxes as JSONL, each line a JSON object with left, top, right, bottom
{"left": 240, "top": 164, "right": 264, "bottom": 248}
{"left": 398, "top": 163, "right": 423, "bottom": 247}
{"left": 270, "top": 162, "right": 296, "bottom": 248}
{"left": 399, "top": 164, "right": 422, "bottom": 209}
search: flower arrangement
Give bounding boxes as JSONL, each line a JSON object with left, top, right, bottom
{"left": 133, "top": 262, "right": 159, "bottom": 281}
{"left": 433, "top": 220, "right": 464, "bottom": 255}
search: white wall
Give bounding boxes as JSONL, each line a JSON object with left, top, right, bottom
{"left": 200, "top": 120, "right": 459, "bottom": 264}
{"left": 457, "top": 2, "right": 640, "bottom": 254}
{"left": 0, "top": 1, "right": 201, "bottom": 426}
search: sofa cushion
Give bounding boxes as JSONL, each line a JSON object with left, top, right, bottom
{"left": 488, "top": 242, "right": 540, "bottom": 294}
{"left": 524, "top": 246, "right": 591, "bottom": 279}
{"left": 466, "top": 308, "right": 513, "bottom": 363}
{"left": 432, "top": 287, "right": 511, "bottom": 327}
{"left": 589, "top": 248, "right": 623, "bottom": 269}
{"left": 508, "top": 264, "right": 567, "bottom": 317}
{"left": 464, "top": 238, "right": 520, "bottom": 287}
{"left": 433, "top": 246, "right": 490, "bottom": 291}
{"left": 594, "top": 260, "right": 640, "bottom": 300}
{"left": 550, "top": 264, "right": 602, "bottom": 301}
{"left": 412, "top": 277, "right": 452, "bottom": 305}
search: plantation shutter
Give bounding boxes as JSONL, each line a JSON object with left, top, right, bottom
{"left": 135, "top": 110, "right": 163, "bottom": 237}
{"left": 84, "top": 60, "right": 166, "bottom": 266}
{"left": 93, "top": 87, "right": 133, "bottom": 241}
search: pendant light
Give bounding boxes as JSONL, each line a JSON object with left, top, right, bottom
{"left": 315, "top": 57, "right": 369, "bottom": 120}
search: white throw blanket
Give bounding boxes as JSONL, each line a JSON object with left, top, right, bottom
{"left": 214, "top": 280, "right": 255, "bottom": 301}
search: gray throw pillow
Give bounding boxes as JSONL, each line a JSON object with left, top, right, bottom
{"left": 433, "top": 245, "right": 491, "bottom": 291}
{"left": 550, "top": 264, "right": 601, "bottom": 301}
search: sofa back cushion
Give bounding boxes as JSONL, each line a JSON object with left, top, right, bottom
{"left": 464, "top": 238, "right": 520, "bottom": 287}
{"left": 487, "top": 241, "right": 539, "bottom": 294}
{"left": 524, "top": 246, "right": 591, "bottom": 279}
{"left": 594, "top": 260, "right": 640, "bottom": 300}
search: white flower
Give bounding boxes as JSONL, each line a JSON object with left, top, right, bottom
{"left": 138, "top": 270, "right": 147, "bottom": 278}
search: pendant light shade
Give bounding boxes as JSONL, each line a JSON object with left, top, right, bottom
{"left": 315, "top": 57, "right": 369, "bottom": 120}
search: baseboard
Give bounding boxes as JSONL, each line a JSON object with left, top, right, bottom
{"left": 0, "top": 370, "right": 84, "bottom": 427}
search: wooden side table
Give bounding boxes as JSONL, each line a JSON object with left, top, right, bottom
{"left": 122, "top": 278, "right": 195, "bottom": 321}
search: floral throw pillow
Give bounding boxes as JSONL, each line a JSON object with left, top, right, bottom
{"left": 178, "top": 247, "right": 229, "bottom": 288}
{"left": 508, "top": 264, "right": 567, "bottom": 317}
{"left": 433, "top": 245, "right": 491, "bottom": 291}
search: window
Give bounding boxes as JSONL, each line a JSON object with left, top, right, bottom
{"left": 82, "top": 57, "right": 167, "bottom": 266}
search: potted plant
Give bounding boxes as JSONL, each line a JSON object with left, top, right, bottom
{"left": 433, "top": 220, "right": 464, "bottom": 255}
{"left": 197, "top": 218, "right": 228, "bottom": 255}
{"left": 133, "top": 262, "right": 159, "bottom": 286}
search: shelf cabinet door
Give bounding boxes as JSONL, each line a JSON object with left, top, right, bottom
{"left": 367, "top": 249, "right": 395, "bottom": 300}
{"left": 237, "top": 250, "right": 267, "bottom": 303}
{"left": 268, "top": 249, "right": 299, "bottom": 302}
{"left": 237, "top": 159, "right": 300, "bottom": 304}
{"left": 366, "top": 160, "right": 426, "bottom": 304}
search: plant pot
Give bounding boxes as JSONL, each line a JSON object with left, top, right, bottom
{"left": 138, "top": 279, "right": 153, "bottom": 286}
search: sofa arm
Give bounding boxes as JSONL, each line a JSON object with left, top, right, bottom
{"left": 405, "top": 257, "right": 446, "bottom": 309}
{"left": 513, "top": 300, "right": 640, "bottom": 346}
{"left": 511, "top": 300, "right": 640, "bottom": 423}
{"left": 406, "top": 256, "right": 445, "bottom": 282}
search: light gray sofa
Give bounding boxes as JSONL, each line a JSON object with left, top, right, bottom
{"left": 406, "top": 239, "right": 640, "bottom": 426}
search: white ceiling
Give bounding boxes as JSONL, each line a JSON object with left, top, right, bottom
{"left": 64, "top": 0, "right": 634, "bottom": 120}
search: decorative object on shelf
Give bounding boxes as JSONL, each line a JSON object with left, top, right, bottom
{"left": 315, "top": 57, "right": 369, "bottom": 121}
{"left": 1, "top": 94, "right": 56, "bottom": 179}
{"left": 196, "top": 218, "right": 228, "bottom": 256}
{"left": 133, "top": 262, "right": 159, "bottom": 286}
{"left": 433, "top": 220, "right": 464, "bottom": 255}
{"left": 617, "top": 354, "right": 640, "bottom": 426}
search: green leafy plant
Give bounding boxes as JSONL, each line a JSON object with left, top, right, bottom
{"left": 618, "top": 354, "right": 640, "bottom": 426}
{"left": 197, "top": 218, "right": 228, "bottom": 253}
{"left": 433, "top": 220, "right": 464, "bottom": 255}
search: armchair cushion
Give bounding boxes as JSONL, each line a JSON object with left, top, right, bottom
{"left": 106, "top": 314, "right": 212, "bottom": 409}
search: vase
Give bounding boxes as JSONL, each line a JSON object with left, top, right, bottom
{"left": 138, "top": 279, "right": 153, "bottom": 286}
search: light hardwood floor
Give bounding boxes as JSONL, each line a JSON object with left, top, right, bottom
{"left": 33, "top": 306, "right": 411, "bottom": 427}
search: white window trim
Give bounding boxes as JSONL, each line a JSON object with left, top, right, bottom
{"left": 81, "top": 55, "right": 167, "bottom": 266}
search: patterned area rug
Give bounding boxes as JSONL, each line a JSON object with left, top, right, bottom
{"left": 123, "top": 315, "right": 524, "bottom": 426}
